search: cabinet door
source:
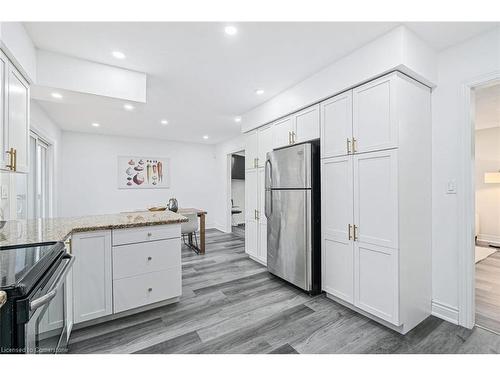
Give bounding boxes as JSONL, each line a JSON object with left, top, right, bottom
{"left": 72, "top": 230, "right": 113, "bottom": 324}
{"left": 257, "top": 125, "right": 273, "bottom": 168}
{"left": 353, "top": 74, "right": 397, "bottom": 153}
{"left": 257, "top": 167, "right": 267, "bottom": 264}
{"left": 7, "top": 66, "right": 29, "bottom": 173}
{"left": 0, "top": 51, "right": 7, "bottom": 170}
{"left": 321, "top": 156, "right": 354, "bottom": 302}
{"left": 353, "top": 149, "right": 398, "bottom": 249}
{"left": 321, "top": 91, "right": 352, "bottom": 158}
{"left": 354, "top": 242, "right": 399, "bottom": 324}
{"left": 272, "top": 116, "right": 293, "bottom": 149}
{"left": 245, "top": 131, "right": 258, "bottom": 169}
{"left": 244, "top": 169, "right": 258, "bottom": 258}
{"left": 294, "top": 104, "right": 319, "bottom": 143}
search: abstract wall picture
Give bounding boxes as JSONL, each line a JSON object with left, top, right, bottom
{"left": 118, "top": 156, "right": 170, "bottom": 189}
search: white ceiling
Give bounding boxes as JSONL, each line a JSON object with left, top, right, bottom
{"left": 24, "top": 22, "right": 498, "bottom": 144}
{"left": 475, "top": 84, "right": 500, "bottom": 130}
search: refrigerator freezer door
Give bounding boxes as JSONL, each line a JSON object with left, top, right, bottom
{"left": 267, "top": 143, "right": 311, "bottom": 189}
{"left": 267, "top": 189, "right": 311, "bottom": 290}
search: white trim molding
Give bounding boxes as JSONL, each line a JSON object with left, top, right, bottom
{"left": 432, "top": 300, "right": 459, "bottom": 325}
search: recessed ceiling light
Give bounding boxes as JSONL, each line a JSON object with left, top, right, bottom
{"left": 234, "top": 116, "right": 242, "bottom": 123}
{"left": 51, "top": 92, "right": 63, "bottom": 99}
{"left": 203, "top": 135, "right": 209, "bottom": 140}
{"left": 161, "top": 119, "right": 168, "bottom": 125}
{"left": 224, "top": 26, "right": 238, "bottom": 36}
{"left": 123, "top": 103, "right": 134, "bottom": 111}
{"left": 255, "top": 89, "right": 264, "bottom": 95}
{"left": 91, "top": 122, "right": 100, "bottom": 127}
{"left": 112, "top": 51, "right": 126, "bottom": 59}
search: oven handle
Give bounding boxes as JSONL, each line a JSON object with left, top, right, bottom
{"left": 30, "top": 254, "right": 75, "bottom": 312}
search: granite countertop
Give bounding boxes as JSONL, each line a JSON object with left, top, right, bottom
{"left": 0, "top": 211, "right": 188, "bottom": 247}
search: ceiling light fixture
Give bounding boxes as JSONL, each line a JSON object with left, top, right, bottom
{"left": 161, "top": 119, "right": 168, "bottom": 125}
{"left": 91, "top": 122, "right": 100, "bottom": 127}
{"left": 123, "top": 103, "right": 134, "bottom": 111}
{"left": 224, "top": 26, "right": 238, "bottom": 36}
{"left": 203, "top": 135, "right": 209, "bottom": 140}
{"left": 112, "top": 51, "right": 126, "bottom": 59}
{"left": 255, "top": 89, "right": 264, "bottom": 95}
{"left": 51, "top": 92, "right": 63, "bottom": 99}
{"left": 234, "top": 116, "right": 242, "bottom": 123}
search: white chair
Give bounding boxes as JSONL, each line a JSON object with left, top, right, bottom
{"left": 181, "top": 213, "right": 200, "bottom": 253}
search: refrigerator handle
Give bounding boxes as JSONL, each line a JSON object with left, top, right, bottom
{"left": 265, "top": 159, "right": 272, "bottom": 218}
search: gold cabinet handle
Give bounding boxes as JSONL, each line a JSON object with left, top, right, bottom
{"left": 353, "top": 225, "right": 358, "bottom": 241}
{"left": 5, "top": 148, "right": 15, "bottom": 171}
{"left": 348, "top": 224, "right": 353, "bottom": 240}
{"left": 13, "top": 148, "right": 17, "bottom": 171}
{"left": 254, "top": 209, "right": 257, "bottom": 220}
{"left": 352, "top": 138, "right": 357, "bottom": 153}
{"left": 347, "top": 138, "right": 351, "bottom": 154}
{"left": 288, "top": 131, "right": 292, "bottom": 145}
{"left": 292, "top": 131, "right": 296, "bottom": 144}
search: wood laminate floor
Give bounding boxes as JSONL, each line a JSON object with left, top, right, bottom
{"left": 68, "top": 229, "right": 500, "bottom": 354}
{"left": 476, "top": 249, "right": 500, "bottom": 334}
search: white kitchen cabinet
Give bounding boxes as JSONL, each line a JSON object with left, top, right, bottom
{"left": 257, "top": 167, "right": 267, "bottom": 263}
{"left": 321, "top": 156, "right": 354, "bottom": 303}
{"left": 294, "top": 104, "right": 320, "bottom": 144}
{"left": 353, "top": 149, "right": 398, "bottom": 249}
{"left": 245, "top": 131, "right": 258, "bottom": 169}
{"left": 257, "top": 125, "right": 273, "bottom": 168}
{"left": 72, "top": 230, "right": 113, "bottom": 324}
{"left": 321, "top": 72, "right": 432, "bottom": 334}
{"left": 0, "top": 49, "right": 29, "bottom": 173}
{"left": 354, "top": 242, "right": 399, "bottom": 324}
{"left": 321, "top": 91, "right": 352, "bottom": 158}
{"left": 245, "top": 168, "right": 259, "bottom": 258}
{"left": 352, "top": 74, "right": 397, "bottom": 154}
{"left": 272, "top": 116, "right": 293, "bottom": 149}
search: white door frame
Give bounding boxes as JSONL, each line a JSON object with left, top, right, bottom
{"left": 458, "top": 70, "right": 500, "bottom": 329}
{"left": 225, "top": 148, "right": 245, "bottom": 233}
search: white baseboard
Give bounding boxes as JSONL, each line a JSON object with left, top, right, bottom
{"left": 477, "top": 233, "right": 500, "bottom": 246}
{"left": 212, "top": 223, "right": 230, "bottom": 233}
{"left": 431, "top": 300, "right": 459, "bottom": 325}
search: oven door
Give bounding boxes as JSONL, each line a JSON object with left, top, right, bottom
{"left": 25, "top": 253, "right": 75, "bottom": 354}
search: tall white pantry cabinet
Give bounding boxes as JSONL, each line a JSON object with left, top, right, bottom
{"left": 321, "top": 72, "right": 432, "bottom": 333}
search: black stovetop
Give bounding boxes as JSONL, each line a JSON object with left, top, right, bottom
{"left": 0, "top": 242, "right": 65, "bottom": 298}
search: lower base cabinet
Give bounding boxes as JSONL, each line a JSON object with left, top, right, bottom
{"left": 71, "top": 224, "right": 181, "bottom": 326}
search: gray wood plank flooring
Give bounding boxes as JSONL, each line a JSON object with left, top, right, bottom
{"left": 476, "top": 249, "right": 500, "bottom": 333}
{"left": 68, "top": 229, "right": 500, "bottom": 354}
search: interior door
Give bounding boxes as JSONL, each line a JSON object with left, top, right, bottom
{"left": 257, "top": 167, "right": 267, "bottom": 263}
{"left": 321, "top": 156, "right": 354, "bottom": 302}
{"left": 321, "top": 91, "right": 353, "bottom": 158}
{"left": 353, "top": 74, "right": 397, "bottom": 154}
{"left": 353, "top": 149, "right": 398, "bottom": 249}
{"left": 257, "top": 125, "right": 273, "bottom": 168}
{"left": 245, "top": 131, "right": 258, "bottom": 169}
{"left": 294, "top": 104, "right": 319, "bottom": 143}
{"left": 354, "top": 241, "right": 399, "bottom": 324}
{"left": 267, "top": 189, "right": 310, "bottom": 290}
{"left": 244, "top": 169, "right": 258, "bottom": 258}
{"left": 7, "top": 66, "right": 29, "bottom": 173}
{"left": 272, "top": 116, "right": 293, "bottom": 149}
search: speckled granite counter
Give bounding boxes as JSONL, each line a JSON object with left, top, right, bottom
{"left": 0, "top": 211, "right": 187, "bottom": 247}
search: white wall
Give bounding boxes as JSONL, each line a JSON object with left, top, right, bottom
{"left": 214, "top": 134, "right": 246, "bottom": 232}
{"left": 431, "top": 26, "right": 500, "bottom": 322}
{"left": 0, "top": 22, "right": 37, "bottom": 83}
{"left": 59, "top": 131, "right": 218, "bottom": 227}
{"left": 31, "top": 100, "right": 63, "bottom": 217}
{"left": 231, "top": 178, "right": 245, "bottom": 225}
{"left": 475, "top": 127, "right": 500, "bottom": 244}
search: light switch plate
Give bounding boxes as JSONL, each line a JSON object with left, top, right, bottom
{"left": 446, "top": 179, "right": 457, "bottom": 194}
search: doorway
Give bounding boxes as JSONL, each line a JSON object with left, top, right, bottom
{"left": 474, "top": 83, "right": 500, "bottom": 333}
{"left": 229, "top": 150, "right": 245, "bottom": 238}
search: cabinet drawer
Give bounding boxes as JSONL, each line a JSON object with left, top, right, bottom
{"left": 113, "top": 238, "right": 181, "bottom": 280}
{"left": 112, "top": 224, "right": 180, "bottom": 246}
{"left": 113, "top": 268, "right": 181, "bottom": 314}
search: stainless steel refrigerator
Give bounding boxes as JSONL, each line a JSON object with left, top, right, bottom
{"left": 264, "top": 141, "right": 321, "bottom": 294}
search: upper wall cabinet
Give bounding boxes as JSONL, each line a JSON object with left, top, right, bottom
{"left": 245, "top": 131, "right": 258, "bottom": 170}
{"left": 0, "top": 49, "right": 30, "bottom": 173}
{"left": 257, "top": 125, "right": 273, "bottom": 168}
{"left": 273, "top": 105, "right": 320, "bottom": 149}
{"left": 321, "top": 91, "right": 353, "bottom": 158}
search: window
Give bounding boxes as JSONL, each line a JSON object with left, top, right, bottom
{"left": 28, "top": 131, "right": 51, "bottom": 219}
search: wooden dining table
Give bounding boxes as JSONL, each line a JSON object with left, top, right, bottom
{"left": 177, "top": 208, "right": 207, "bottom": 254}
